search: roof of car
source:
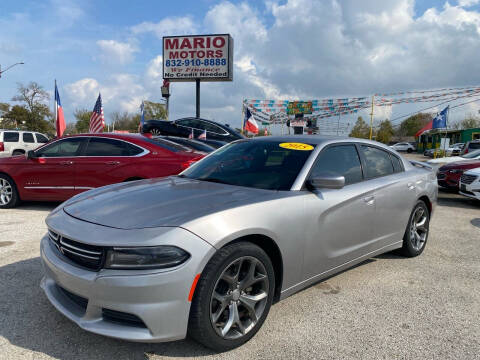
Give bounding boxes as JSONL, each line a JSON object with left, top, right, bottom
{"left": 247, "top": 135, "right": 372, "bottom": 145}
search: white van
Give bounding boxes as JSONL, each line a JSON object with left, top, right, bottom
{"left": 0, "top": 130, "right": 49, "bottom": 157}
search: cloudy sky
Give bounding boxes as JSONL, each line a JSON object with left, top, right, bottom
{"left": 1, "top": 0, "right": 480, "bottom": 133}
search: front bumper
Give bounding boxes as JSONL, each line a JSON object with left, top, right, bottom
{"left": 40, "top": 220, "right": 215, "bottom": 342}
{"left": 459, "top": 180, "right": 480, "bottom": 200}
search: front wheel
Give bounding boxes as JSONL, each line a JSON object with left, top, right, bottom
{"left": 407, "top": 148, "right": 413, "bottom": 153}
{"left": 188, "top": 242, "right": 275, "bottom": 351}
{"left": 150, "top": 128, "right": 162, "bottom": 136}
{"left": 399, "top": 200, "right": 430, "bottom": 257}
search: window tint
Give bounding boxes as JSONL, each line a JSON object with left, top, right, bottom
{"left": 23, "top": 133, "right": 35, "bottom": 143}
{"left": 390, "top": 155, "right": 404, "bottom": 173}
{"left": 36, "top": 138, "right": 84, "bottom": 157}
{"left": 85, "top": 138, "right": 129, "bottom": 156}
{"left": 310, "top": 145, "right": 363, "bottom": 185}
{"left": 176, "top": 119, "right": 194, "bottom": 127}
{"left": 124, "top": 142, "right": 144, "bottom": 156}
{"left": 3, "top": 132, "right": 19, "bottom": 142}
{"left": 469, "top": 142, "right": 480, "bottom": 150}
{"left": 200, "top": 121, "right": 228, "bottom": 134}
{"left": 147, "top": 137, "right": 190, "bottom": 152}
{"left": 35, "top": 133, "right": 49, "bottom": 143}
{"left": 361, "top": 145, "right": 394, "bottom": 178}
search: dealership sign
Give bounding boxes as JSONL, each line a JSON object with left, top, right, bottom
{"left": 163, "top": 34, "right": 233, "bottom": 82}
{"left": 287, "top": 101, "right": 313, "bottom": 115}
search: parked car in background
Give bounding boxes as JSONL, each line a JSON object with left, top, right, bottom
{"left": 0, "top": 130, "right": 49, "bottom": 157}
{"left": 0, "top": 133, "right": 204, "bottom": 208}
{"left": 427, "top": 149, "right": 480, "bottom": 166}
{"left": 436, "top": 160, "right": 480, "bottom": 190}
{"left": 424, "top": 148, "right": 436, "bottom": 157}
{"left": 153, "top": 136, "right": 216, "bottom": 153}
{"left": 459, "top": 167, "right": 480, "bottom": 201}
{"left": 40, "top": 136, "right": 437, "bottom": 351}
{"left": 461, "top": 140, "right": 480, "bottom": 154}
{"left": 446, "top": 143, "right": 465, "bottom": 156}
{"left": 390, "top": 142, "right": 415, "bottom": 153}
{"left": 142, "top": 117, "right": 244, "bottom": 142}
{"left": 200, "top": 138, "right": 228, "bottom": 149}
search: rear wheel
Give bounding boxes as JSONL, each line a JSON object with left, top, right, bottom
{"left": 0, "top": 174, "right": 20, "bottom": 208}
{"left": 150, "top": 128, "right": 161, "bottom": 136}
{"left": 188, "top": 242, "right": 275, "bottom": 351}
{"left": 407, "top": 148, "right": 413, "bottom": 153}
{"left": 399, "top": 200, "right": 430, "bottom": 257}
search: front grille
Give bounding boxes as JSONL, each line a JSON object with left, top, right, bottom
{"left": 437, "top": 173, "right": 446, "bottom": 180}
{"left": 58, "top": 286, "right": 88, "bottom": 312}
{"left": 49, "top": 230, "right": 104, "bottom": 271}
{"left": 460, "top": 174, "right": 478, "bottom": 185}
{"left": 102, "top": 308, "right": 146, "bottom": 328}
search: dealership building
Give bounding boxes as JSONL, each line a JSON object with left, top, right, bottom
{"left": 416, "top": 127, "right": 480, "bottom": 152}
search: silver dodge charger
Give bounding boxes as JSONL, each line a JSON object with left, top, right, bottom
{"left": 40, "top": 136, "right": 437, "bottom": 351}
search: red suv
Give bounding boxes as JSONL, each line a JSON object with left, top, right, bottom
{"left": 0, "top": 133, "right": 204, "bottom": 208}
{"left": 437, "top": 160, "right": 480, "bottom": 190}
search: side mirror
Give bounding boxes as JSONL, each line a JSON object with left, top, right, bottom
{"left": 26, "top": 150, "right": 37, "bottom": 159}
{"left": 307, "top": 175, "right": 345, "bottom": 190}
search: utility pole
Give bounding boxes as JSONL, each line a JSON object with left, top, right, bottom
{"left": 369, "top": 95, "right": 375, "bottom": 140}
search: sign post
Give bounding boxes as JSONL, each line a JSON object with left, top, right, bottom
{"left": 163, "top": 34, "right": 233, "bottom": 118}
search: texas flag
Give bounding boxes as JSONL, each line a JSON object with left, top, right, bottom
{"left": 198, "top": 129, "right": 207, "bottom": 140}
{"left": 244, "top": 107, "right": 259, "bottom": 134}
{"left": 415, "top": 106, "right": 449, "bottom": 137}
{"left": 55, "top": 82, "right": 66, "bottom": 137}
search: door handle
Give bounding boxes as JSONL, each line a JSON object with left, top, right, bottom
{"left": 105, "top": 161, "right": 120, "bottom": 165}
{"left": 407, "top": 182, "right": 416, "bottom": 190}
{"left": 60, "top": 161, "right": 74, "bottom": 166}
{"left": 363, "top": 196, "right": 375, "bottom": 206}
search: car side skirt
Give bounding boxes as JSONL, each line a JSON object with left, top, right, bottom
{"left": 279, "top": 240, "right": 403, "bottom": 300}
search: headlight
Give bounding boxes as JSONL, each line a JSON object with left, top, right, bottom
{"left": 105, "top": 246, "right": 190, "bottom": 270}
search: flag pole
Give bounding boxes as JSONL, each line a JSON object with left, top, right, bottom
{"left": 444, "top": 105, "right": 449, "bottom": 155}
{"left": 369, "top": 95, "right": 375, "bottom": 140}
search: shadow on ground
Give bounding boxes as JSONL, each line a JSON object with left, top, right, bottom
{"left": 0, "top": 258, "right": 215, "bottom": 360}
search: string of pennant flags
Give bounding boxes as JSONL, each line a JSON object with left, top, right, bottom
{"left": 244, "top": 85, "right": 480, "bottom": 124}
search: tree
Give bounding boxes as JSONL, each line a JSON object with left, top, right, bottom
{"left": 349, "top": 116, "right": 370, "bottom": 138}
{"left": 3, "top": 105, "right": 31, "bottom": 129}
{"left": 10, "top": 82, "right": 54, "bottom": 134}
{"left": 111, "top": 112, "right": 141, "bottom": 132}
{"left": 144, "top": 101, "right": 167, "bottom": 120}
{"left": 376, "top": 119, "right": 394, "bottom": 144}
{"left": 396, "top": 113, "right": 432, "bottom": 138}
{"left": 451, "top": 116, "right": 480, "bottom": 130}
{"left": 64, "top": 122, "right": 78, "bottom": 135}
{"left": 74, "top": 108, "right": 92, "bottom": 133}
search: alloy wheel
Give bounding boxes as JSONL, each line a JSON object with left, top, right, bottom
{"left": 150, "top": 128, "right": 161, "bottom": 136}
{"left": 210, "top": 256, "right": 269, "bottom": 340}
{"left": 0, "top": 178, "right": 13, "bottom": 206}
{"left": 410, "top": 206, "right": 428, "bottom": 251}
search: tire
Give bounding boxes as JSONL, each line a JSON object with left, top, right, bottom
{"left": 407, "top": 148, "right": 413, "bottom": 153}
{"left": 399, "top": 200, "right": 430, "bottom": 257}
{"left": 188, "top": 242, "right": 275, "bottom": 351}
{"left": 0, "top": 174, "right": 20, "bottom": 208}
{"left": 12, "top": 150, "right": 24, "bottom": 156}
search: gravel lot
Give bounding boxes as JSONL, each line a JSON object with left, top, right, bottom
{"left": 1, "top": 156, "right": 479, "bottom": 360}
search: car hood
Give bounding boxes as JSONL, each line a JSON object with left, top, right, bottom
{"left": 428, "top": 156, "right": 465, "bottom": 164}
{"left": 63, "top": 177, "right": 273, "bottom": 230}
{"left": 439, "top": 160, "right": 480, "bottom": 170}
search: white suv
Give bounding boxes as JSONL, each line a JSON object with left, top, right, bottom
{"left": 0, "top": 130, "right": 49, "bottom": 157}
{"left": 459, "top": 167, "right": 480, "bottom": 201}
{"left": 390, "top": 142, "right": 415, "bottom": 153}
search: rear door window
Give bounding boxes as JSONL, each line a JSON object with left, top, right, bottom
{"left": 310, "top": 145, "right": 363, "bottom": 185}
{"left": 23, "top": 133, "right": 35, "bottom": 143}
{"left": 360, "top": 145, "right": 394, "bottom": 179}
{"left": 3, "top": 132, "right": 19, "bottom": 142}
{"left": 85, "top": 138, "right": 129, "bottom": 156}
{"left": 200, "top": 121, "right": 228, "bottom": 135}
{"left": 390, "top": 154, "right": 404, "bottom": 173}
{"left": 35, "top": 133, "right": 49, "bottom": 143}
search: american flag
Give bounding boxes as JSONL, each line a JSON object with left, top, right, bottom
{"left": 89, "top": 93, "right": 105, "bottom": 133}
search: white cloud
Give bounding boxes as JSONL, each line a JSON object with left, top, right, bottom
{"left": 96, "top": 40, "right": 138, "bottom": 65}
{"left": 131, "top": 16, "right": 197, "bottom": 38}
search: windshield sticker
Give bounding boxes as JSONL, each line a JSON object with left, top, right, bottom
{"left": 279, "top": 142, "right": 314, "bottom": 151}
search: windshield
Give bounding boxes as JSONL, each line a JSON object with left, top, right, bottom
{"left": 462, "top": 149, "right": 480, "bottom": 159}
{"left": 181, "top": 140, "right": 315, "bottom": 190}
